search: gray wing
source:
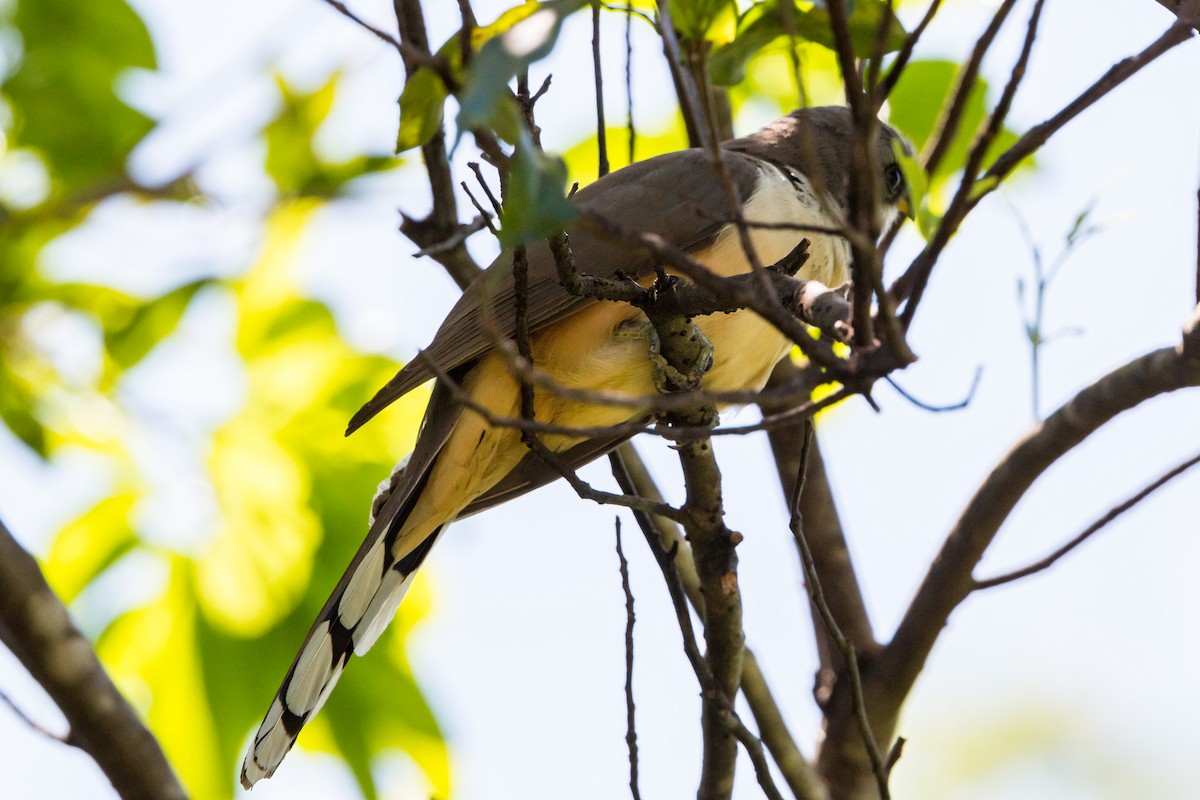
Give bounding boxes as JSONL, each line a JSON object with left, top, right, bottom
{"left": 346, "top": 147, "right": 766, "bottom": 435}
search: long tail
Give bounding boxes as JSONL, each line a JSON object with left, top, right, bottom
{"left": 240, "top": 515, "right": 443, "bottom": 788}
{"left": 241, "top": 383, "right": 463, "bottom": 789}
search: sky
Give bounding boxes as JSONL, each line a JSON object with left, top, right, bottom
{"left": 1, "top": 1, "right": 1199, "bottom": 798}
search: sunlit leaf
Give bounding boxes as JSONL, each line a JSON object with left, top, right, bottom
{"left": 669, "top": 0, "right": 738, "bottom": 40}
{"left": 104, "top": 279, "right": 211, "bottom": 371}
{"left": 42, "top": 491, "right": 139, "bottom": 604}
{"left": 265, "top": 75, "right": 400, "bottom": 197}
{"left": 99, "top": 559, "right": 227, "bottom": 800}
{"left": 456, "top": 0, "right": 589, "bottom": 138}
{"left": 396, "top": 67, "right": 449, "bottom": 153}
{"left": 893, "top": 139, "right": 942, "bottom": 241}
{"left": 887, "top": 60, "right": 1030, "bottom": 191}
{"left": 0, "top": 374, "right": 48, "bottom": 455}
{"left": 710, "top": 0, "right": 907, "bottom": 87}
{"left": 562, "top": 117, "right": 690, "bottom": 188}
{"left": 196, "top": 422, "right": 321, "bottom": 637}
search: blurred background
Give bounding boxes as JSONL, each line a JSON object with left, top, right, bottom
{"left": 0, "top": 0, "right": 1198, "bottom": 798}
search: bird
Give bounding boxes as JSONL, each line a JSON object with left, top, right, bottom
{"left": 240, "top": 105, "right": 910, "bottom": 788}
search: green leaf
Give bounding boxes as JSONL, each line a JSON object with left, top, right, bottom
{"left": 42, "top": 491, "right": 139, "bottom": 604}
{"left": 265, "top": 75, "right": 400, "bottom": 197}
{"left": 2, "top": 0, "right": 156, "bottom": 194}
{"left": 887, "top": 60, "right": 1030, "bottom": 188}
{"left": 500, "top": 134, "right": 578, "bottom": 248}
{"left": 0, "top": 378, "right": 47, "bottom": 456}
{"left": 396, "top": 67, "right": 448, "bottom": 153}
{"left": 710, "top": 0, "right": 907, "bottom": 87}
{"left": 456, "top": 0, "right": 588, "bottom": 138}
{"left": 104, "top": 279, "right": 210, "bottom": 370}
{"left": 669, "top": 0, "right": 738, "bottom": 40}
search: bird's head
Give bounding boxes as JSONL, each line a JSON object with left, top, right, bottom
{"left": 725, "top": 105, "right": 913, "bottom": 230}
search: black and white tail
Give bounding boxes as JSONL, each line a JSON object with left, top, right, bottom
{"left": 240, "top": 458, "right": 443, "bottom": 788}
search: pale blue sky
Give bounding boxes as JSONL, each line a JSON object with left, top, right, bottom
{"left": 1, "top": 1, "right": 1198, "bottom": 798}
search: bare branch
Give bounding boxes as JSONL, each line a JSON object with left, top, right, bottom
{"left": 0, "top": 688, "right": 69, "bottom": 744}
{"left": 1153, "top": 0, "right": 1200, "bottom": 31}
{"left": 893, "top": 5, "right": 1193, "bottom": 319}
{"left": 900, "top": 0, "right": 1048, "bottom": 328}
{"left": 592, "top": 1, "right": 611, "bottom": 178}
{"left": 978, "top": 15, "right": 1196, "bottom": 205}
{"left": 0, "top": 518, "right": 186, "bottom": 800}
{"left": 624, "top": 0, "right": 637, "bottom": 164}
{"left": 393, "top": 0, "right": 482, "bottom": 289}
{"left": 654, "top": 0, "right": 711, "bottom": 150}
{"left": 974, "top": 450, "right": 1200, "bottom": 589}
{"left": 883, "top": 366, "right": 982, "bottom": 414}
{"left": 610, "top": 446, "right": 829, "bottom": 800}
{"left": 866, "top": 306, "right": 1200, "bottom": 749}
{"left": 875, "top": 0, "right": 945, "bottom": 101}
{"left": 762, "top": 359, "right": 877, "bottom": 693}
{"left": 614, "top": 519, "right": 642, "bottom": 800}
{"left": 921, "top": 0, "right": 1020, "bottom": 175}
{"left": 788, "top": 422, "right": 893, "bottom": 800}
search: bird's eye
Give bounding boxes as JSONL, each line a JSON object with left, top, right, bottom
{"left": 885, "top": 164, "right": 905, "bottom": 198}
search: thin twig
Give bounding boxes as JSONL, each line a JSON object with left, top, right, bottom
{"left": 424, "top": 344, "right": 850, "bottom": 441}
{"left": 974, "top": 450, "right": 1200, "bottom": 589}
{"left": 788, "top": 422, "right": 893, "bottom": 799}
{"left": 921, "top": 0, "right": 1021, "bottom": 175}
{"left": 866, "top": 312, "right": 1200, "bottom": 769}
{"left": 884, "top": 367, "right": 982, "bottom": 413}
{"left": 467, "top": 162, "right": 504, "bottom": 217}
{"left": 624, "top": 0, "right": 636, "bottom": 164}
{"left": 978, "top": 15, "right": 1196, "bottom": 205}
{"left": 610, "top": 446, "right": 830, "bottom": 800}
{"left": 615, "top": 519, "right": 642, "bottom": 800}
{"left": 654, "top": 0, "right": 711, "bottom": 150}
{"left": 0, "top": 688, "right": 69, "bottom": 744}
{"left": 321, "top": 0, "right": 402, "bottom": 52}
{"left": 626, "top": 485, "right": 783, "bottom": 800}
{"left": 592, "top": 1, "right": 611, "bottom": 178}
{"left": 876, "top": 0, "right": 945, "bottom": 101}
{"left": 412, "top": 215, "right": 490, "bottom": 256}
{"left": 394, "top": 0, "right": 481, "bottom": 289}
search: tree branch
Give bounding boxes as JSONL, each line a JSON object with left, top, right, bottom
{"left": 788, "top": 422, "right": 893, "bottom": 800}
{"left": 614, "top": 519, "right": 642, "bottom": 800}
{"left": 610, "top": 446, "right": 830, "bottom": 800}
{"left": 854, "top": 305, "right": 1200, "bottom": 760}
{"left": 974, "top": 449, "right": 1200, "bottom": 589}
{"left": 762, "top": 359, "right": 877, "bottom": 699}
{"left": 393, "top": 0, "right": 482, "bottom": 289}
{"left": 0, "top": 518, "right": 186, "bottom": 800}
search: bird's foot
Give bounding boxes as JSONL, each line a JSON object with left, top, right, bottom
{"left": 647, "top": 321, "right": 714, "bottom": 393}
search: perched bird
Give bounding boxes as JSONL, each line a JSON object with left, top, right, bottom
{"left": 241, "top": 105, "right": 909, "bottom": 787}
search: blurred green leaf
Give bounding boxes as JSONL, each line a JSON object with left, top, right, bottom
{"left": 99, "top": 559, "right": 228, "bottom": 800}
{"left": 105, "top": 279, "right": 210, "bottom": 371}
{"left": 562, "top": 117, "right": 691, "bottom": 189}
{"left": 265, "top": 75, "right": 400, "bottom": 197}
{"left": 456, "top": 0, "right": 588, "bottom": 139}
{"left": 1, "top": 0, "right": 155, "bottom": 195}
{"left": 396, "top": 67, "right": 449, "bottom": 153}
{"left": 501, "top": 134, "right": 577, "bottom": 247}
{"left": 0, "top": 375, "right": 47, "bottom": 455}
{"left": 42, "top": 491, "right": 139, "bottom": 603}
{"left": 710, "top": 0, "right": 907, "bottom": 87}
{"left": 887, "top": 59, "right": 1028, "bottom": 191}
{"left": 668, "top": 0, "right": 738, "bottom": 40}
